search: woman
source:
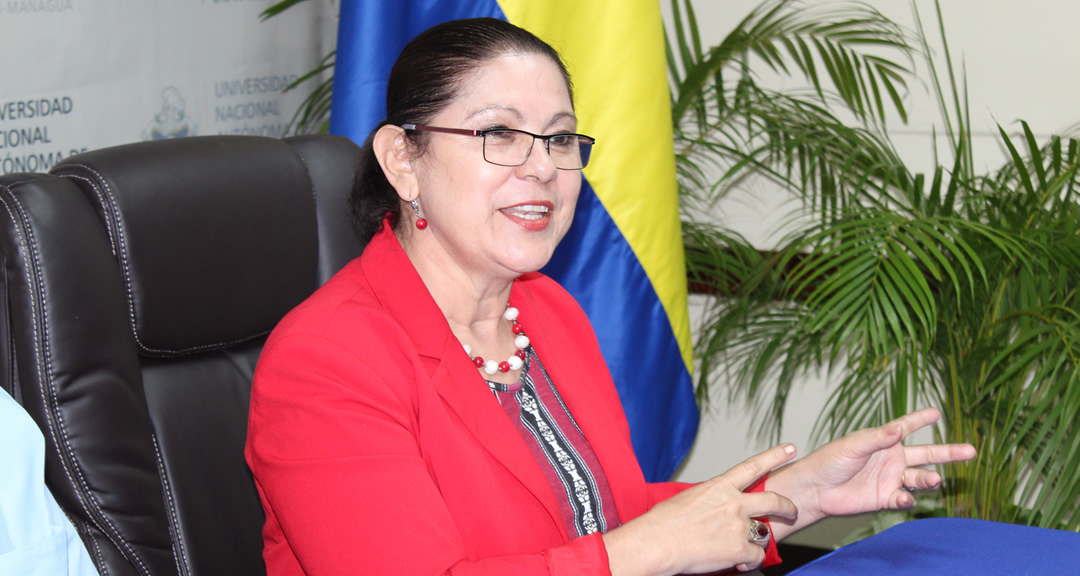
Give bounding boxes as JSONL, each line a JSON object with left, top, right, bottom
{"left": 245, "top": 18, "right": 975, "bottom": 576}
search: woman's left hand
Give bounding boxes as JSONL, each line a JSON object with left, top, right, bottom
{"left": 764, "top": 407, "right": 976, "bottom": 540}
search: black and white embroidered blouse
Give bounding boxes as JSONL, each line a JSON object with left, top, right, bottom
{"left": 486, "top": 347, "right": 621, "bottom": 538}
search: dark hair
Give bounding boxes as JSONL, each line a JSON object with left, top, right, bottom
{"left": 349, "top": 17, "right": 574, "bottom": 244}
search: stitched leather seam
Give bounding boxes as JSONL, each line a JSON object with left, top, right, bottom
{"left": 287, "top": 143, "right": 320, "bottom": 208}
{"left": 52, "top": 169, "right": 119, "bottom": 258}
{"left": 54, "top": 165, "right": 144, "bottom": 351}
{"left": 0, "top": 188, "right": 61, "bottom": 478}
{"left": 147, "top": 329, "right": 274, "bottom": 356}
{"left": 55, "top": 164, "right": 272, "bottom": 356}
{"left": 151, "top": 434, "right": 190, "bottom": 576}
{"left": 0, "top": 189, "right": 89, "bottom": 510}
{"left": 66, "top": 512, "right": 108, "bottom": 575}
{"left": 0, "top": 185, "right": 153, "bottom": 576}
{"left": 87, "top": 528, "right": 110, "bottom": 576}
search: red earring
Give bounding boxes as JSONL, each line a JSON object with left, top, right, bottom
{"left": 411, "top": 199, "right": 427, "bottom": 230}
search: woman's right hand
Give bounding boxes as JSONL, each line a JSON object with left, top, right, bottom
{"left": 602, "top": 444, "right": 799, "bottom": 576}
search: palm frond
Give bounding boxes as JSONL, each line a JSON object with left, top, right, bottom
{"left": 668, "top": 0, "right": 915, "bottom": 130}
{"left": 281, "top": 50, "right": 335, "bottom": 135}
{"left": 260, "top": 0, "right": 310, "bottom": 21}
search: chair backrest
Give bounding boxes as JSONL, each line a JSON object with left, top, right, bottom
{"left": 0, "top": 135, "right": 364, "bottom": 576}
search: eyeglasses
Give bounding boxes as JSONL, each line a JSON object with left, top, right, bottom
{"left": 401, "top": 124, "right": 595, "bottom": 170}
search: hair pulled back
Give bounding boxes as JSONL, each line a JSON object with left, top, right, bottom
{"left": 350, "top": 17, "right": 573, "bottom": 244}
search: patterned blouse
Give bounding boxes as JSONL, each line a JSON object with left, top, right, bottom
{"left": 486, "top": 347, "right": 622, "bottom": 539}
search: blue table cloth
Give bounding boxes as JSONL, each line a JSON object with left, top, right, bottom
{"left": 790, "top": 517, "right": 1080, "bottom": 575}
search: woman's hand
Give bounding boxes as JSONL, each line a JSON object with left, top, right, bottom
{"left": 765, "top": 407, "right": 976, "bottom": 540}
{"left": 604, "top": 444, "right": 799, "bottom": 576}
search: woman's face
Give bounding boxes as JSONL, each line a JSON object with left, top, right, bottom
{"left": 406, "top": 53, "right": 581, "bottom": 282}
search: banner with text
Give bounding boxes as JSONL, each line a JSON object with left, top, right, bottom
{"left": 0, "top": 0, "right": 337, "bottom": 175}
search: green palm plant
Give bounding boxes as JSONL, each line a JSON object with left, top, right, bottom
{"left": 667, "top": 0, "right": 917, "bottom": 404}
{"left": 679, "top": 0, "right": 1080, "bottom": 530}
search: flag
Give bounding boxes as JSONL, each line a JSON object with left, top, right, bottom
{"left": 330, "top": 0, "right": 699, "bottom": 482}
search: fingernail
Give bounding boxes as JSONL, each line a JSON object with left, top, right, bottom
{"left": 784, "top": 444, "right": 796, "bottom": 455}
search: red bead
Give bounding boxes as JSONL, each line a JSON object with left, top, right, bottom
{"left": 473, "top": 356, "right": 484, "bottom": 367}
{"left": 515, "top": 349, "right": 527, "bottom": 359}
{"left": 512, "top": 323, "right": 524, "bottom": 334}
{"left": 415, "top": 218, "right": 428, "bottom": 230}
{"left": 498, "top": 361, "right": 511, "bottom": 373}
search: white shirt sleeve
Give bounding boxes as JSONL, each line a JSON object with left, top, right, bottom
{"left": 0, "top": 392, "right": 99, "bottom": 576}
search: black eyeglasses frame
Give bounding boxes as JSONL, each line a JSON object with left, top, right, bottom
{"left": 400, "top": 124, "right": 595, "bottom": 170}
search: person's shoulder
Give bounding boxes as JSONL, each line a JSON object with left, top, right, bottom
{"left": 266, "top": 257, "right": 386, "bottom": 346}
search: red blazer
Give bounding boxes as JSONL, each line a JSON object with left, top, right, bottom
{"left": 246, "top": 226, "right": 777, "bottom": 574}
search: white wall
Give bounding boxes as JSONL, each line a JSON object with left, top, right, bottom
{"left": 665, "top": 0, "right": 1080, "bottom": 545}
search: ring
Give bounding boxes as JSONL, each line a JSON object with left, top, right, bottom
{"left": 749, "top": 519, "right": 770, "bottom": 544}
{"left": 901, "top": 472, "right": 916, "bottom": 494}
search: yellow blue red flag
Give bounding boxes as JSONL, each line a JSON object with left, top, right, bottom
{"left": 330, "top": 0, "right": 698, "bottom": 481}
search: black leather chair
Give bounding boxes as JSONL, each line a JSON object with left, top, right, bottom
{"left": 0, "top": 135, "right": 364, "bottom": 576}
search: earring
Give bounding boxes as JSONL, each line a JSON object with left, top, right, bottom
{"left": 411, "top": 199, "right": 427, "bottom": 230}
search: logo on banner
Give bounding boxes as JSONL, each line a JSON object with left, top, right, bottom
{"left": 142, "top": 87, "right": 198, "bottom": 141}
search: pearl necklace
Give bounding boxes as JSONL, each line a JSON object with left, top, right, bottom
{"left": 463, "top": 306, "right": 530, "bottom": 375}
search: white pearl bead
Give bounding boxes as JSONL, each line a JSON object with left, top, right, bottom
{"left": 514, "top": 334, "right": 530, "bottom": 349}
{"left": 504, "top": 307, "right": 519, "bottom": 321}
{"left": 508, "top": 355, "right": 524, "bottom": 371}
{"left": 483, "top": 360, "right": 499, "bottom": 375}
{"left": 463, "top": 344, "right": 472, "bottom": 355}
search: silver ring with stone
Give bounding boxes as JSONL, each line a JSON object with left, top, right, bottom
{"left": 749, "top": 519, "right": 770, "bottom": 544}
